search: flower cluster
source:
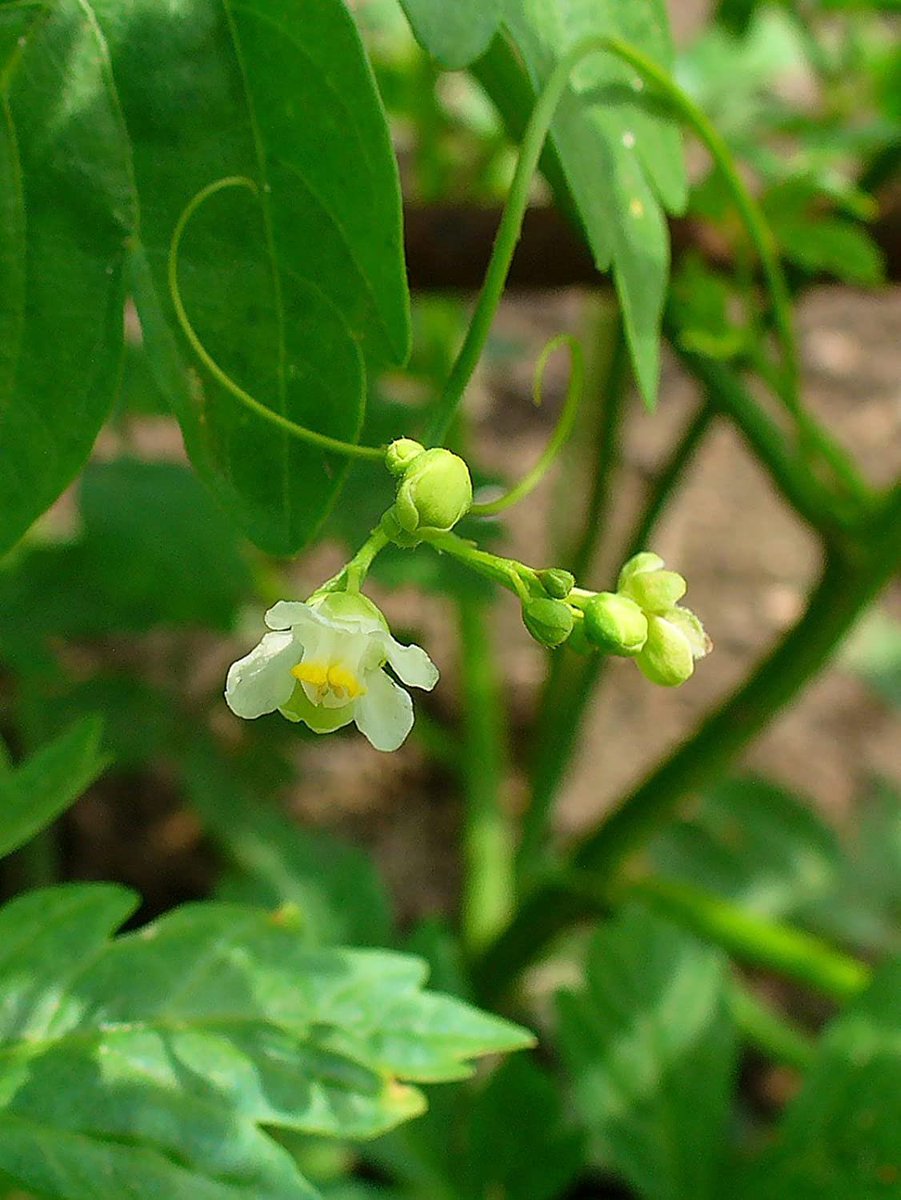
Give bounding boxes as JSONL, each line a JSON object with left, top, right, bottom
{"left": 224, "top": 445, "right": 710, "bottom": 753}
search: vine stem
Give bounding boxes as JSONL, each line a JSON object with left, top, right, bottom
{"left": 469, "top": 334, "right": 585, "bottom": 517}
{"left": 426, "top": 31, "right": 803, "bottom": 446}
{"left": 167, "top": 175, "right": 385, "bottom": 463}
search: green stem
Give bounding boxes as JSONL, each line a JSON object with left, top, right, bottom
{"left": 425, "top": 531, "right": 534, "bottom": 602}
{"left": 168, "top": 176, "right": 385, "bottom": 463}
{"left": 519, "top": 399, "right": 715, "bottom": 880}
{"left": 426, "top": 33, "right": 695, "bottom": 445}
{"left": 469, "top": 335, "right": 585, "bottom": 517}
{"left": 632, "top": 877, "right": 870, "bottom": 1003}
{"left": 474, "top": 493, "right": 901, "bottom": 1002}
{"left": 312, "top": 526, "right": 391, "bottom": 596}
{"left": 727, "top": 981, "right": 816, "bottom": 1071}
{"left": 565, "top": 313, "right": 630, "bottom": 583}
{"left": 458, "top": 597, "right": 516, "bottom": 954}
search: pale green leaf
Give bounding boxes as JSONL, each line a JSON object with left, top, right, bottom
{"left": 0, "top": 719, "right": 107, "bottom": 860}
{"left": 0, "top": 885, "right": 531, "bottom": 1200}
{"left": 558, "top": 906, "right": 737, "bottom": 1200}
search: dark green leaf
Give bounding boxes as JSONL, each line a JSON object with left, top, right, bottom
{"left": 187, "top": 749, "right": 394, "bottom": 947}
{"left": 733, "top": 957, "right": 901, "bottom": 1199}
{"left": 0, "top": 459, "right": 252, "bottom": 635}
{"left": 0, "top": 885, "right": 532, "bottom": 1200}
{"left": 0, "top": 0, "right": 138, "bottom": 555}
{"left": 111, "top": 0, "right": 410, "bottom": 553}
{"left": 649, "top": 776, "right": 843, "bottom": 921}
{"left": 0, "top": 719, "right": 107, "bottom": 860}
{"left": 465, "top": 1057, "right": 584, "bottom": 1200}
{"left": 558, "top": 906, "right": 737, "bottom": 1200}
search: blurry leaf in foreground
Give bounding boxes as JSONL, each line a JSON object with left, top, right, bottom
{"left": 649, "top": 775, "right": 843, "bottom": 921}
{"left": 558, "top": 905, "right": 737, "bottom": 1200}
{"left": 732, "top": 956, "right": 901, "bottom": 1199}
{"left": 187, "top": 749, "right": 393, "bottom": 948}
{"left": 0, "top": 720, "right": 107, "bottom": 861}
{"left": 0, "top": 884, "right": 532, "bottom": 1200}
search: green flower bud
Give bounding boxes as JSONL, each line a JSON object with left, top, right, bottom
{"left": 393, "top": 448, "right": 473, "bottom": 535}
{"left": 522, "top": 597, "right": 574, "bottom": 648}
{"left": 617, "top": 551, "right": 665, "bottom": 590}
{"left": 620, "top": 568, "right": 687, "bottom": 614}
{"left": 385, "top": 437, "right": 425, "bottom": 477}
{"left": 635, "top": 613, "right": 696, "bottom": 687}
{"left": 536, "top": 568, "right": 575, "bottom": 599}
{"left": 566, "top": 616, "right": 594, "bottom": 655}
{"left": 582, "top": 592, "right": 648, "bottom": 657}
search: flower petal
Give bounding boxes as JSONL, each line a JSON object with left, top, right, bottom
{"left": 353, "top": 669, "right": 414, "bottom": 752}
{"left": 225, "top": 631, "right": 298, "bottom": 718}
{"left": 380, "top": 636, "right": 439, "bottom": 690}
{"left": 264, "top": 601, "right": 325, "bottom": 632}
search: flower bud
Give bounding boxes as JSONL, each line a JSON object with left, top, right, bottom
{"left": 617, "top": 552, "right": 665, "bottom": 590}
{"left": 620, "top": 568, "right": 687, "bottom": 614}
{"left": 582, "top": 592, "right": 648, "bottom": 657}
{"left": 635, "top": 613, "right": 696, "bottom": 686}
{"left": 522, "top": 597, "right": 574, "bottom": 648}
{"left": 393, "top": 448, "right": 473, "bottom": 535}
{"left": 536, "top": 568, "right": 575, "bottom": 600}
{"left": 385, "top": 437, "right": 425, "bottom": 477}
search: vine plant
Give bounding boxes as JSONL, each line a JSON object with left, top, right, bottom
{"left": 0, "top": 1, "right": 898, "bottom": 1198}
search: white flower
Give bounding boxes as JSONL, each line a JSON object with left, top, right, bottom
{"left": 225, "top": 592, "right": 438, "bottom": 752}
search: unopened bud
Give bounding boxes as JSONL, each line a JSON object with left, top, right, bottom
{"left": 522, "top": 597, "right": 574, "bottom": 648}
{"left": 635, "top": 613, "right": 696, "bottom": 686}
{"left": 582, "top": 592, "right": 648, "bottom": 657}
{"left": 620, "top": 568, "right": 686, "bottom": 614}
{"left": 536, "top": 568, "right": 575, "bottom": 600}
{"left": 393, "top": 448, "right": 473, "bottom": 535}
{"left": 385, "top": 438, "right": 425, "bottom": 477}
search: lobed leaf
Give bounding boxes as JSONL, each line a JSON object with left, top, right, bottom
{"left": 0, "top": 884, "right": 531, "bottom": 1200}
{"left": 558, "top": 905, "right": 737, "bottom": 1200}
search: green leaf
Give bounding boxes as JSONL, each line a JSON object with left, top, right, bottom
{"left": 401, "top": 0, "right": 686, "bottom": 407}
{"left": 400, "top": 0, "right": 502, "bottom": 69}
{"left": 187, "top": 749, "right": 394, "bottom": 947}
{"left": 0, "top": 0, "right": 139, "bottom": 556}
{"left": 558, "top": 906, "right": 737, "bottom": 1200}
{"left": 0, "top": 884, "right": 531, "bottom": 1200}
{"left": 465, "top": 1057, "right": 584, "bottom": 1200}
{"left": 733, "top": 957, "right": 901, "bottom": 1199}
{"left": 0, "top": 719, "right": 107, "bottom": 860}
{"left": 0, "top": 459, "right": 252, "bottom": 635}
{"left": 111, "top": 0, "right": 410, "bottom": 554}
{"left": 649, "top": 776, "right": 843, "bottom": 922}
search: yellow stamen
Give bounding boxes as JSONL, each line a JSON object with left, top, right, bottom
{"left": 292, "top": 660, "right": 365, "bottom": 702}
